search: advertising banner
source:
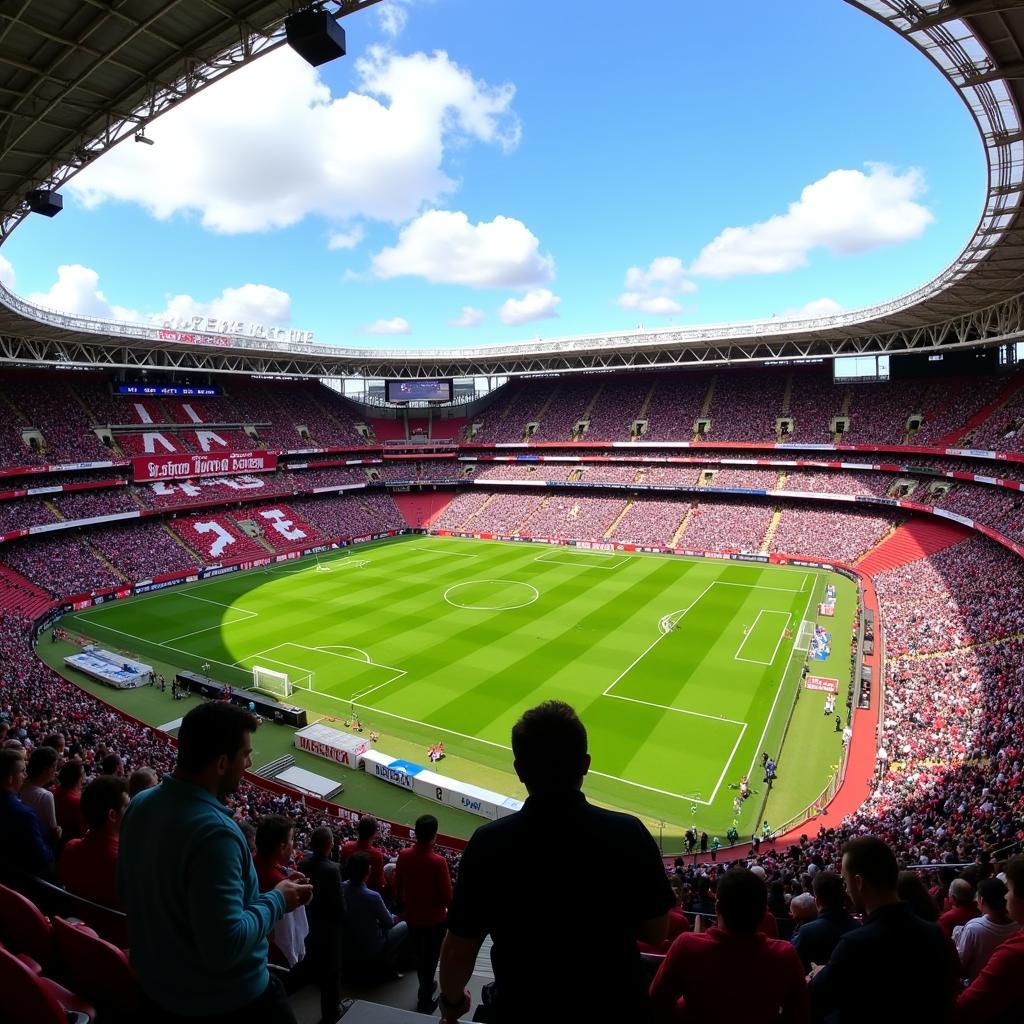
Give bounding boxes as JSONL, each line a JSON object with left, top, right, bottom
{"left": 805, "top": 675, "right": 839, "bottom": 693}
{"left": 132, "top": 450, "right": 277, "bottom": 482}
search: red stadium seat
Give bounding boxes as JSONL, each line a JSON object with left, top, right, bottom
{"left": 0, "top": 942, "right": 95, "bottom": 1024}
{"left": 52, "top": 916, "right": 142, "bottom": 1017}
{"left": 0, "top": 881, "right": 52, "bottom": 964}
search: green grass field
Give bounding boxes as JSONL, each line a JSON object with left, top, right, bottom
{"left": 47, "top": 535, "right": 855, "bottom": 846}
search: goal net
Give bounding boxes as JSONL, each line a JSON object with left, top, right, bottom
{"left": 251, "top": 665, "right": 293, "bottom": 699}
{"left": 795, "top": 620, "right": 816, "bottom": 653}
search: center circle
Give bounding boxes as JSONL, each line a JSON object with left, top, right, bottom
{"left": 443, "top": 579, "right": 539, "bottom": 612}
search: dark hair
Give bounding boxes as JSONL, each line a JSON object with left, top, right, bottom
{"left": 716, "top": 867, "right": 768, "bottom": 935}
{"left": 842, "top": 837, "right": 898, "bottom": 891}
{"left": 310, "top": 826, "right": 334, "bottom": 854}
{"left": 1001, "top": 857, "right": 1024, "bottom": 900}
{"left": 128, "top": 767, "right": 158, "bottom": 798}
{"left": 26, "top": 745, "right": 58, "bottom": 779}
{"left": 255, "top": 815, "right": 294, "bottom": 857}
{"left": 80, "top": 776, "right": 129, "bottom": 830}
{"left": 897, "top": 871, "right": 939, "bottom": 922}
{"left": 511, "top": 701, "right": 587, "bottom": 792}
{"left": 41, "top": 733, "right": 64, "bottom": 750}
{"left": 978, "top": 877, "right": 1007, "bottom": 914}
{"left": 345, "top": 851, "right": 371, "bottom": 884}
{"left": 176, "top": 703, "right": 259, "bottom": 774}
{"left": 0, "top": 747, "right": 24, "bottom": 783}
{"left": 57, "top": 760, "right": 85, "bottom": 789}
{"left": 414, "top": 814, "right": 438, "bottom": 844}
{"left": 357, "top": 815, "right": 378, "bottom": 841}
{"left": 99, "top": 753, "right": 122, "bottom": 776}
{"left": 812, "top": 870, "right": 845, "bottom": 911}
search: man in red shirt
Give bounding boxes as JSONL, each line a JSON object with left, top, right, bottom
{"left": 395, "top": 814, "right": 453, "bottom": 1013}
{"left": 53, "top": 760, "right": 86, "bottom": 842}
{"left": 59, "top": 775, "right": 129, "bottom": 908}
{"left": 955, "top": 856, "right": 1024, "bottom": 1023}
{"left": 940, "top": 878, "right": 980, "bottom": 938}
{"left": 649, "top": 867, "right": 809, "bottom": 1023}
{"left": 341, "top": 815, "right": 386, "bottom": 892}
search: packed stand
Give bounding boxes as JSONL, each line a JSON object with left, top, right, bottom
{"left": 610, "top": 498, "right": 689, "bottom": 547}
{"left": 1, "top": 533, "right": 122, "bottom": 595}
{"left": 704, "top": 466, "right": 782, "bottom": 490}
{"left": 431, "top": 491, "right": 492, "bottom": 530}
{"left": 783, "top": 470, "right": 902, "bottom": 497}
{"left": 170, "top": 512, "right": 269, "bottom": 563}
{"left": 642, "top": 465, "right": 702, "bottom": 486}
{"left": 88, "top": 521, "right": 203, "bottom": 580}
{"left": 287, "top": 466, "right": 371, "bottom": 490}
{"left": 521, "top": 495, "right": 627, "bottom": 540}
{"left": 969, "top": 382, "right": 1024, "bottom": 454}
{"left": 913, "top": 375, "right": 1011, "bottom": 446}
{"left": 705, "top": 370, "right": 786, "bottom": 443}
{"left": 239, "top": 504, "right": 324, "bottom": 552}
{"left": 415, "top": 459, "right": 466, "bottom": 482}
{"left": 52, "top": 487, "right": 138, "bottom": 520}
{"left": 584, "top": 375, "right": 650, "bottom": 441}
{"left": 643, "top": 374, "right": 710, "bottom": 442}
{"left": 785, "top": 370, "right": 846, "bottom": 443}
{"left": 0, "top": 497, "right": 57, "bottom": 534}
{"left": 580, "top": 462, "right": 644, "bottom": 484}
{"left": 290, "top": 493, "right": 405, "bottom": 538}
{"left": 681, "top": 499, "right": 775, "bottom": 552}
{"left": 769, "top": 507, "right": 896, "bottom": 563}
{"left": 136, "top": 473, "right": 295, "bottom": 509}
{"left": 474, "top": 462, "right": 568, "bottom": 482}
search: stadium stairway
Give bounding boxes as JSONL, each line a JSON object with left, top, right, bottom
{"left": 856, "top": 517, "right": 971, "bottom": 575}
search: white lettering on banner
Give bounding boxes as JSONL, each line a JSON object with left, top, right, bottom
{"left": 260, "top": 508, "right": 306, "bottom": 541}
{"left": 158, "top": 316, "right": 315, "bottom": 344}
{"left": 181, "top": 403, "right": 203, "bottom": 424}
{"left": 221, "top": 476, "right": 265, "bottom": 491}
{"left": 194, "top": 521, "right": 235, "bottom": 558}
{"left": 195, "top": 430, "right": 227, "bottom": 453}
{"left": 296, "top": 736, "right": 354, "bottom": 766}
{"left": 133, "top": 402, "right": 153, "bottom": 425}
{"left": 373, "top": 764, "right": 414, "bottom": 789}
{"left": 143, "top": 432, "right": 176, "bottom": 454}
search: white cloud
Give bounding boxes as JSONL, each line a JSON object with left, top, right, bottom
{"left": 785, "top": 297, "right": 844, "bottom": 318}
{"left": 327, "top": 226, "right": 365, "bottom": 251}
{"left": 616, "top": 256, "right": 696, "bottom": 315}
{"left": 26, "top": 264, "right": 142, "bottom": 322}
{"left": 0, "top": 255, "right": 14, "bottom": 291}
{"left": 378, "top": 2, "right": 409, "bottom": 36}
{"left": 67, "top": 46, "right": 520, "bottom": 233}
{"left": 363, "top": 316, "right": 411, "bottom": 335}
{"left": 690, "top": 164, "right": 933, "bottom": 278}
{"left": 155, "top": 283, "right": 292, "bottom": 325}
{"left": 499, "top": 288, "right": 561, "bottom": 326}
{"left": 371, "top": 210, "right": 554, "bottom": 288}
{"left": 450, "top": 305, "right": 485, "bottom": 328}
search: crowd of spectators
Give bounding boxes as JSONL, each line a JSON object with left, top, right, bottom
{"left": 681, "top": 499, "right": 776, "bottom": 552}
{"left": 643, "top": 376, "right": 710, "bottom": 442}
{"left": 584, "top": 376, "right": 651, "bottom": 441}
{"left": 579, "top": 462, "right": 643, "bottom": 484}
{"left": 769, "top": 507, "right": 896, "bottom": 564}
{"left": 170, "top": 512, "right": 269, "bottom": 563}
{"left": 522, "top": 495, "right": 627, "bottom": 541}
{"left": 89, "top": 521, "right": 203, "bottom": 579}
{"left": 431, "top": 492, "right": 492, "bottom": 531}
{"left": 0, "top": 496, "right": 57, "bottom": 534}
{"left": 52, "top": 487, "right": 139, "bottom": 520}
{"left": 610, "top": 498, "right": 689, "bottom": 547}
{"left": 286, "top": 466, "right": 372, "bottom": 489}
{"left": 290, "top": 493, "right": 405, "bottom": 539}
{"left": 1, "top": 532, "right": 122, "bottom": 595}
{"left": 913, "top": 376, "right": 1010, "bottom": 446}
{"left": 703, "top": 466, "right": 782, "bottom": 490}
{"left": 530, "top": 379, "right": 596, "bottom": 441}
{"left": 136, "top": 473, "right": 295, "bottom": 508}
{"left": 783, "top": 470, "right": 902, "bottom": 497}
{"left": 705, "top": 370, "right": 788, "bottom": 443}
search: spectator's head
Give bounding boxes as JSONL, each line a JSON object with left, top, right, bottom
{"left": 240, "top": 821, "right": 257, "bottom": 857}
{"left": 128, "top": 766, "right": 158, "bottom": 798}
{"left": 0, "top": 747, "right": 26, "bottom": 794}
{"left": 175, "top": 703, "right": 258, "bottom": 800}
{"left": 356, "top": 815, "right": 378, "bottom": 842}
{"left": 255, "top": 815, "right": 295, "bottom": 867}
{"left": 99, "top": 753, "right": 123, "bottom": 777}
{"left": 949, "top": 877, "right": 975, "bottom": 908}
{"left": 41, "top": 732, "right": 65, "bottom": 754}
{"left": 56, "top": 760, "right": 85, "bottom": 792}
{"left": 25, "top": 745, "right": 58, "bottom": 785}
{"left": 790, "top": 892, "right": 818, "bottom": 925}
{"left": 511, "top": 700, "right": 590, "bottom": 794}
{"left": 812, "top": 870, "right": 846, "bottom": 912}
{"left": 345, "top": 851, "right": 371, "bottom": 886}
{"left": 898, "top": 871, "right": 939, "bottom": 922}
{"left": 977, "top": 878, "right": 1008, "bottom": 920}
{"left": 842, "top": 837, "right": 899, "bottom": 915}
{"left": 310, "top": 826, "right": 334, "bottom": 857}
{"left": 414, "top": 814, "right": 438, "bottom": 845}
{"left": 715, "top": 867, "right": 768, "bottom": 936}
{"left": 80, "top": 776, "right": 129, "bottom": 834}
{"left": 1003, "top": 857, "right": 1024, "bottom": 926}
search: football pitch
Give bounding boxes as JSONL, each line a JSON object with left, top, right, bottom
{"left": 57, "top": 535, "right": 855, "bottom": 840}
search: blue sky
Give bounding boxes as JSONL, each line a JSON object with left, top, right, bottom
{"left": 0, "top": 0, "right": 984, "bottom": 349}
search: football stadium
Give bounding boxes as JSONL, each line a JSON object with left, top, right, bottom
{"left": 0, "top": 1, "right": 1023, "bottom": 1022}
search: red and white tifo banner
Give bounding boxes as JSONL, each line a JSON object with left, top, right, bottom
{"left": 132, "top": 450, "right": 277, "bottom": 483}
{"left": 805, "top": 675, "right": 839, "bottom": 694}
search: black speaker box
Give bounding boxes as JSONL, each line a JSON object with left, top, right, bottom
{"left": 286, "top": 11, "right": 347, "bottom": 67}
{"left": 26, "top": 189, "right": 63, "bottom": 217}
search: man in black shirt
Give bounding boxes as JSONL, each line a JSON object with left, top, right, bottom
{"left": 296, "top": 827, "right": 345, "bottom": 1024}
{"left": 792, "top": 870, "right": 857, "bottom": 972}
{"left": 810, "top": 837, "right": 958, "bottom": 1023}
{"left": 438, "top": 701, "right": 673, "bottom": 1024}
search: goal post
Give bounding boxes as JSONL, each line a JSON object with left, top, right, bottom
{"left": 251, "top": 665, "right": 293, "bottom": 699}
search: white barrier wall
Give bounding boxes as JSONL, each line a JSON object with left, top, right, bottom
{"left": 359, "top": 749, "right": 523, "bottom": 820}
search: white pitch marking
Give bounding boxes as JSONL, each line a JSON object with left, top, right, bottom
{"left": 734, "top": 609, "right": 791, "bottom": 665}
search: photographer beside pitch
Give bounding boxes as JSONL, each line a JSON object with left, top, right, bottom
{"left": 438, "top": 700, "right": 674, "bottom": 1023}
{"left": 118, "top": 702, "right": 313, "bottom": 1023}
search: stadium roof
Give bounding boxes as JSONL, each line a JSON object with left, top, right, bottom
{"left": 0, "top": 0, "right": 1023, "bottom": 378}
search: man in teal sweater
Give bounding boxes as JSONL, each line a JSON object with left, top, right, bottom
{"left": 119, "top": 702, "right": 313, "bottom": 1022}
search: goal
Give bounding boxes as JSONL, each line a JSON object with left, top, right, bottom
{"left": 251, "top": 665, "right": 293, "bottom": 699}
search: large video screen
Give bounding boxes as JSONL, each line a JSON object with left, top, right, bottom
{"left": 385, "top": 379, "right": 452, "bottom": 403}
